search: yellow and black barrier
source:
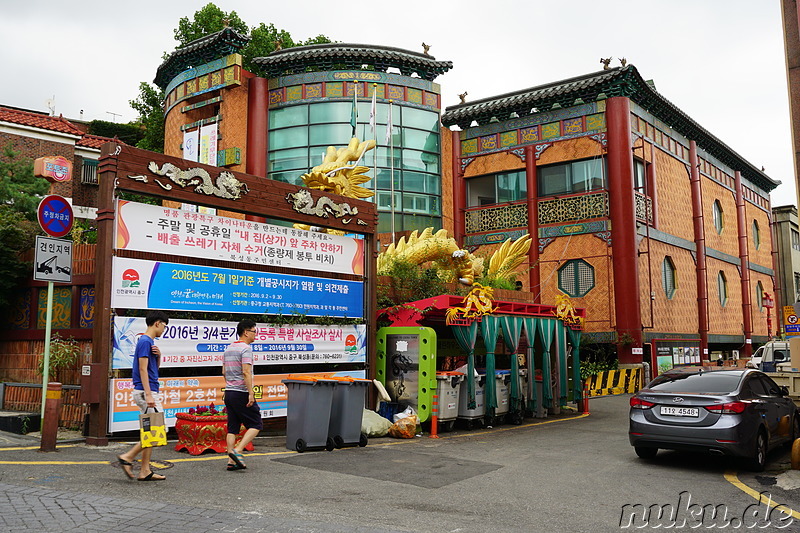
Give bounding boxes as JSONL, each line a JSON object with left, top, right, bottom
{"left": 585, "top": 368, "right": 642, "bottom": 397}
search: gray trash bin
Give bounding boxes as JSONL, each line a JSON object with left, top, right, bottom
{"left": 282, "top": 376, "right": 336, "bottom": 452}
{"left": 436, "top": 371, "right": 465, "bottom": 432}
{"left": 327, "top": 377, "right": 370, "bottom": 448}
{"left": 457, "top": 373, "right": 485, "bottom": 429}
{"left": 494, "top": 370, "right": 511, "bottom": 420}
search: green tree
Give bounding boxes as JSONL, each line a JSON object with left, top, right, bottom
{"left": 0, "top": 144, "right": 49, "bottom": 219}
{"left": 129, "top": 82, "right": 165, "bottom": 153}
{"left": 173, "top": 3, "right": 248, "bottom": 45}
{"left": 0, "top": 144, "right": 46, "bottom": 310}
{"left": 129, "top": 3, "right": 333, "bottom": 151}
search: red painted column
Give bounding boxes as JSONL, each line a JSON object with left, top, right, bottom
{"left": 735, "top": 171, "right": 753, "bottom": 357}
{"left": 525, "top": 145, "right": 541, "bottom": 302}
{"left": 246, "top": 77, "right": 268, "bottom": 223}
{"left": 689, "top": 141, "right": 710, "bottom": 360}
{"left": 606, "top": 97, "right": 642, "bottom": 364}
{"left": 452, "top": 130, "right": 466, "bottom": 245}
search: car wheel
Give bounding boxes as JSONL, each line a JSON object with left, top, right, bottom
{"left": 635, "top": 446, "right": 658, "bottom": 459}
{"left": 750, "top": 431, "right": 768, "bottom": 472}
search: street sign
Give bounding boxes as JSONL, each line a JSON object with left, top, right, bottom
{"left": 37, "top": 195, "right": 73, "bottom": 238}
{"left": 34, "top": 235, "right": 72, "bottom": 283}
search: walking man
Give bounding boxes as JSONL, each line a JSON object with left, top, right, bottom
{"left": 117, "top": 310, "right": 169, "bottom": 481}
{"left": 223, "top": 319, "right": 263, "bottom": 470}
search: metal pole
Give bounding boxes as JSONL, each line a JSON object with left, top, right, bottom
{"left": 40, "top": 281, "right": 54, "bottom": 420}
{"left": 389, "top": 101, "right": 395, "bottom": 242}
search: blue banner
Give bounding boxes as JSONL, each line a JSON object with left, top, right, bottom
{"left": 111, "top": 257, "right": 363, "bottom": 318}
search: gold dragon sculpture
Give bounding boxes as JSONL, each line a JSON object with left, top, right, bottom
{"left": 554, "top": 292, "right": 584, "bottom": 326}
{"left": 377, "top": 228, "right": 532, "bottom": 287}
{"left": 294, "top": 137, "right": 376, "bottom": 235}
{"left": 445, "top": 283, "right": 498, "bottom": 325}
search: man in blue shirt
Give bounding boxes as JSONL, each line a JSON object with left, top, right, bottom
{"left": 117, "top": 310, "right": 169, "bottom": 481}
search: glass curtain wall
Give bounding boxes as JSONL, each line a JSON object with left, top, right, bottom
{"left": 269, "top": 101, "right": 442, "bottom": 233}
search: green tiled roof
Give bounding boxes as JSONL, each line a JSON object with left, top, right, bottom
{"left": 442, "top": 65, "right": 779, "bottom": 192}
{"left": 253, "top": 43, "right": 453, "bottom": 81}
{"left": 154, "top": 27, "right": 250, "bottom": 88}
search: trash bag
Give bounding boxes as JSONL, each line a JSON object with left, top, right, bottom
{"left": 362, "top": 409, "right": 393, "bottom": 437}
{"left": 388, "top": 414, "right": 418, "bottom": 439}
{"left": 393, "top": 405, "right": 417, "bottom": 423}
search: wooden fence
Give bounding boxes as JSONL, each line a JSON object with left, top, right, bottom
{"left": 1, "top": 383, "right": 87, "bottom": 431}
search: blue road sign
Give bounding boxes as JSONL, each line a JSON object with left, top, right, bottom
{"left": 37, "top": 195, "right": 73, "bottom": 238}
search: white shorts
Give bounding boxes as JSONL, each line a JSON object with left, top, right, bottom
{"left": 132, "top": 390, "right": 163, "bottom": 413}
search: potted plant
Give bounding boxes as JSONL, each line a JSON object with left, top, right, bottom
{"left": 174, "top": 402, "right": 254, "bottom": 455}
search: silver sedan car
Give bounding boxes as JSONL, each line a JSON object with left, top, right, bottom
{"left": 629, "top": 367, "right": 798, "bottom": 471}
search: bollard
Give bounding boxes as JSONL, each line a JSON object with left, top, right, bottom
{"left": 579, "top": 380, "right": 590, "bottom": 414}
{"left": 429, "top": 393, "right": 440, "bottom": 438}
{"left": 40, "top": 382, "right": 62, "bottom": 452}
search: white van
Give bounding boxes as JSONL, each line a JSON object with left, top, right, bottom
{"left": 748, "top": 341, "right": 790, "bottom": 372}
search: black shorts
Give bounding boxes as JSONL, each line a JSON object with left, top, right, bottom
{"left": 223, "top": 390, "right": 263, "bottom": 433}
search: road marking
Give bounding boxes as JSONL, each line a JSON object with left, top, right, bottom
{"left": 724, "top": 470, "right": 800, "bottom": 519}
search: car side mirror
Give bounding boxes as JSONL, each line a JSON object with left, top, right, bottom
{"left": 781, "top": 386, "right": 790, "bottom": 397}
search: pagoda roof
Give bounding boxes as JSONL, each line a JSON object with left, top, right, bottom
{"left": 252, "top": 43, "right": 453, "bottom": 81}
{"left": 154, "top": 27, "right": 250, "bottom": 89}
{"left": 442, "top": 65, "right": 779, "bottom": 192}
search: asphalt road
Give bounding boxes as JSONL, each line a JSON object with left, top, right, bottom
{"left": 2, "top": 395, "right": 800, "bottom": 532}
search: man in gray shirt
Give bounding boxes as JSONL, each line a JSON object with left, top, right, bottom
{"left": 223, "top": 319, "right": 263, "bottom": 470}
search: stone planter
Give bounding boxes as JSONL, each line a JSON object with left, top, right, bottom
{"left": 174, "top": 413, "right": 255, "bottom": 455}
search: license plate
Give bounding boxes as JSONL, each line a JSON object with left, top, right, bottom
{"left": 660, "top": 406, "right": 699, "bottom": 417}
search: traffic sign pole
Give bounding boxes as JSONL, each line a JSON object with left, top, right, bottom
{"left": 41, "top": 281, "right": 54, "bottom": 420}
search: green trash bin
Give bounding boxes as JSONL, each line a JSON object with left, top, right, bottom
{"left": 327, "top": 377, "right": 370, "bottom": 448}
{"left": 282, "top": 376, "right": 336, "bottom": 452}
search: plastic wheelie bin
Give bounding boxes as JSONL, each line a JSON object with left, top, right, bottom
{"left": 493, "top": 370, "right": 511, "bottom": 423}
{"left": 327, "top": 376, "right": 370, "bottom": 448}
{"left": 457, "top": 372, "right": 485, "bottom": 430}
{"left": 282, "top": 376, "right": 336, "bottom": 452}
{"left": 435, "top": 371, "right": 464, "bottom": 432}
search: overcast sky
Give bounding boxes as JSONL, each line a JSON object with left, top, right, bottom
{"left": 2, "top": 1, "right": 795, "bottom": 206}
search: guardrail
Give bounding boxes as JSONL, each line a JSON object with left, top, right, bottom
{"left": 0, "top": 383, "right": 87, "bottom": 430}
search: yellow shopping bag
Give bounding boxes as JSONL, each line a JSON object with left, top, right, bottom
{"left": 139, "top": 408, "right": 167, "bottom": 448}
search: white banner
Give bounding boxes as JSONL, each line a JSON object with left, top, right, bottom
{"left": 112, "top": 317, "right": 367, "bottom": 370}
{"left": 183, "top": 129, "right": 199, "bottom": 162}
{"left": 199, "top": 123, "right": 218, "bottom": 166}
{"left": 114, "top": 200, "right": 365, "bottom": 275}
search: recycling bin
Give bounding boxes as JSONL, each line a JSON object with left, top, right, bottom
{"left": 327, "top": 377, "right": 370, "bottom": 448}
{"left": 435, "top": 371, "right": 464, "bottom": 432}
{"left": 457, "top": 373, "right": 486, "bottom": 430}
{"left": 494, "top": 370, "right": 511, "bottom": 420}
{"left": 282, "top": 376, "right": 336, "bottom": 452}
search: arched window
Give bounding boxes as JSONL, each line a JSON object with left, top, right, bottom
{"left": 558, "top": 259, "right": 595, "bottom": 297}
{"left": 752, "top": 220, "right": 760, "bottom": 250}
{"left": 755, "top": 281, "right": 764, "bottom": 311}
{"left": 712, "top": 200, "right": 724, "bottom": 234}
{"left": 718, "top": 271, "right": 728, "bottom": 307}
{"left": 662, "top": 256, "right": 677, "bottom": 299}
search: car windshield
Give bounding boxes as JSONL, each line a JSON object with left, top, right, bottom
{"left": 647, "top": 372, "right": 742, "bottom": 394}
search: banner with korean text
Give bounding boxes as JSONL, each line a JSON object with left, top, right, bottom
{"left": 108, "top": 370, "right": 365, "bottom": 432}
{"left": 111, "top": 257, "right": 363, "bottom": 318}
{"left": 115, "top": 200, "right": 365, "bottom": 276}
{"left": 112, "top": 317, "right": 366, "bottom": 370}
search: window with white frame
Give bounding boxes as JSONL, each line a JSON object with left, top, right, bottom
{"left": 718, "top": 271, "right": 728, "bottom": 307}
{"left": 662, "top": 256, "right": 676, "bottom": 299}
{"left": 712, "top": 200, "right": 724, "bottom": 234}
{"left": 752, "top": 220, "right": 760, "bottom": 250}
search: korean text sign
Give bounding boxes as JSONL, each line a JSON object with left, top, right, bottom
{"left": 112, "top": 317, "right": 366, "bottom": 370}
{"left": 115, "top": 200, "right": 365, "bottom": 276}
{"left": 110, "top": 257, "right": 363, "bottom": 318}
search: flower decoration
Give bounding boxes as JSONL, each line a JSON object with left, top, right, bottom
{"left": 189, "top": 402, "right": 226, "bottom": 417}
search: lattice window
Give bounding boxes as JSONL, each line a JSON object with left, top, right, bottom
{"left": 558, "top": 259, "right": 595, "bottom": 297}
{"left": 81, "top": 159, "right": 98, "bottom": 185}
{"left": 662, "top": 256, "right": 676, "bottom": 299}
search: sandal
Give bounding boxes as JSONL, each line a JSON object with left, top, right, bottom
{"left": 137, "top": 472, "right": 166, "bottom": 481}
{"left": 227, "top": 463, "right": 245, "bottom": 471}
{"left": 228, "top": 452, "right": 247, "bottom": 469}
{"left": 117, "top": 456, "right": 134, "bottom": 479}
